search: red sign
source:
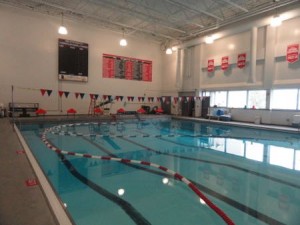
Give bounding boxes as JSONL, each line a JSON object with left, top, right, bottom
{"left": 286, "top": 44, "right": 299, "bottom": 63}
{"left": 16, "top": 150, "right": 25, "bottom": 154}
{"left": 221, "top": 56, "right": 229, "bottom": 71}
{"left": 25, "top": 178, "right": 39, "bottom": 187}
{"left": 102, "top": 54, "right": 152, "bottom": 81}
{"left": 102, "top": 55, "right": 115, "bottom": 78}
{"left": 237, "top": 53, "right": 246, "bottom": 69}
{"left": 142, "top": 61, "right": 152, "bottom": 81}
{"left": 125, "top": 60, "right": 133, "bottom": 80}
{"left": 207, "top": 59, "right": 214, "bottom": 72}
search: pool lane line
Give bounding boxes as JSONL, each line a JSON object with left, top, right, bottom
{"left": 41, "top": 130, "right": 235, "bottom": 225}
{"left": 48, "top": 127, "right": 300, "bottom": 146}
{"left": 81, "top": 136, "right": 175, "bottom": 179}
{"left": 121, "top": 137, "right": 285, "bottom": 225}
{"left": 49, "top": 127, "right": 284, "bottom": 225}
{"left": 86, "top": 135, "right": 285, "bottom": 225}
{"left": 49, "top": 129, "right": 297, "bottom": 142}
{"left": 155, "top": 136, "right": 300, "bottom": 190}
{"left": 56, "top": 153, "right": 151, "bottom": 225}
{"left": 49, "top": 124, "right": 300, "bottom": 189}
{"left": 48, "top": 124, "right": 288, "bottom": 224}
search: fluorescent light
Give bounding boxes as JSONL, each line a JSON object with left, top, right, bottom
{"left": 205, "top": 36, "right": 214, "bottom": 44}
{"left": 58, "top": 13, "right": 68, "bottom": 35}
{"left": 120, "top": 38, "right": 127, "bottom": 46}
{"left": 120, "top": 28, "right": 127, "bottom": 47}
{"left": 271, "top": 15, "right": 282, "bottom": 27}
{"left": 166, "top": 48, "right": 172, "bottom": 54}
{"left": 171, "top": 46, "right": 177, "bottom": 51}
{"left": 58, "top": 25, "right": 68, "bottom": 35}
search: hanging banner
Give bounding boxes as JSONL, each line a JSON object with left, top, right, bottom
{"left": 207, "top": 59, "right": 214, "bottom": 72}
{"left": 40, "top": 89, "right": 46, "bottom": 96}
{"left": 286, "top": 44, "right": 299, "bottom": 63}
{"left": 58, "top": 91, "right": 64, "bottom": 97}
{"left": 221, "top": 56, "right": 229, "bottom": 71}
{"left": 79, "top": 93, "right": 85, "bottom": 99}
{"left": 148, "top": 97, "right": 154, "bottom": 102}
{"left": 46, "top": 90, "right": 52, "bottom": 96}
{"left": 237, "top": 53, "right": 246, "bottom": 69}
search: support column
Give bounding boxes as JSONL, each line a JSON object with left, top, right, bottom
{"left": 264, "top": 25, "right": 276, "bottom": 89}
{"left": 264, "top": 25, "right": 277, "bottom": 109}
{"left": 175, "top": 48, "right": 183, "bottom": 90}
{"left": 249, "top": 27, "right": 257, "bottom": 83}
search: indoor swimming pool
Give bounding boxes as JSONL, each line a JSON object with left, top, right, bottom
{"left": 18, "top": 117, "right": 300, "bottom": 225}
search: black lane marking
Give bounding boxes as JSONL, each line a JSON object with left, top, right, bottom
{"left": 117, "top": 133, "right": 300, "bottom": 190}
{"left": 81, "top": 136, "right": 173, "bottom": 178}
{"left": 157, "top": 137, "right": 300, "bottom": 190}
{"left": 120, "top": 137, "right": 285, "bottom": 225}
{"left": 52, "top": 129, "right": 300, "bottom": 143}
{"left": 83, "top": 135, "right": 284, "bottom": 225}
{"left": 56, "top": 153, "right": 151, "bottom": 225}
{"left": 193, "top": 181, "right": 284, "bottom": 225}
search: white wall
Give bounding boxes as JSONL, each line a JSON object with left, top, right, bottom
{"left": 161, "top": 7, "right": 300, "bottom": 126}
{"left": 223, "top": 108, "right": 296, "bottom": 126}
{"left": 0, "top": 5, "right": 163, "bottom": 114}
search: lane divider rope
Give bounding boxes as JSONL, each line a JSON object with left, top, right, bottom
{"left": 48, "top": 122, "right": 226, "bottom": 139}
{"left": 41, "top": 127, "right": 235, "bottom": 225}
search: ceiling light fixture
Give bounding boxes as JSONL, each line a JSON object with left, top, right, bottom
{"left": 271, "top": 14, "right": 282, "bottom": 27}
{"left": 270, "top": 0, "right": 282, "bottom": 27}
{"left": 58, "top": 12, "right": 68, "bottom": 35}
{"left": 171, "top": 46, "right": 178, "bottom": 51}
{"left": 205, "top": 36, "right": 214, "bottom": 44}
{"left": 166, "top": 48, "right": 172, "bottom": 54}
{"left": 120, "top": 28, "right": 127, "bottom": 47}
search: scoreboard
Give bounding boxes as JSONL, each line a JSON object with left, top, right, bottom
{"left": 58, "top": 39, "right": 88, "bottom": 82}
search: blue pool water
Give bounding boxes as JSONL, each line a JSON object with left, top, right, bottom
{"left": 19, "top": 118, "right": 300, "bottom": 225}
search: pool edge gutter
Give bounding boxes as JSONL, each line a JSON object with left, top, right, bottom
{"left": 14, "top": 124, "right": 73, "bottom": 225}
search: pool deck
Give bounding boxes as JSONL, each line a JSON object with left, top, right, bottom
{"left": 1, "top": 115, "right": 299, "bottom": 225}
{"left": 0, "top": 118, "right": 58, "bottom": 225}
{"left": 174, "top": 116, "right": 300, "bottom": 133}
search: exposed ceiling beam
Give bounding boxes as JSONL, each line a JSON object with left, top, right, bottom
{"left": 164, "top": 0, "right": 224, "bottom": 21}
{"left": 124, "top": 0, "right": 204, "bottom": 28}
{"left": 88, "top": 0, "right": 187, "bottom": 34}
{"left": 217, "top": 0, "right": 248, "bottom": 13}
{"left": 187, "top": 0, "right": 300, "bottom": 38}
{"left": 26, "top": 0, "right": 175, "bottom": 40}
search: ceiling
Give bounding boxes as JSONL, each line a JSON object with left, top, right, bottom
{"left": 1, "top": 0, "right": 300, "bottom": 45}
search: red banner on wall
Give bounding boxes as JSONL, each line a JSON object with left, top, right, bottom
{"left": 102, "top": 54, "right": 152, "bottom": 81}
{"left": 286, "top": 44, "right": 299, "bottom": 63}
{"left": 102, "top": 55, "right": 115, "bottom": 78}
{"left": 207, "top": 59, "right": 214, "bottom": 72}
{"left": 237, "top": 53, "right": 246, "bottom": 69}
{"left": 221, "top": 56, "right": 229, "bottom": 71}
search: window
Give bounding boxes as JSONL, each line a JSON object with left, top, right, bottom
{"left": 295, "top": 150, "right": 300, "bottom": 171}
{"left": 271, "top": 89, "right": 298, "bottom": 110}
{"left": 248, "top": 90, "right": 266, "bottom": 109}
{"left": 202, "top": 91, "right": 210, "bottom": 97}
{"left": 210, "top": 138, "right": 225, "bottom": 152}
{"left": 228, "top": 91, "right": 247, "bottom": 108}
{"left": 208, "top": 88, "right": 300, "bottom": 110}
{"left": 269, "top": 146, "right": 294, "bottom": 169}
{"left": 245, "top": 141, "right": 264, "bottom": 162}
{"left": 210, "top": 91, "right": 227, "bottom": 107}
{"left": 226, "top": 139, "right": 245, "bottom": 156}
